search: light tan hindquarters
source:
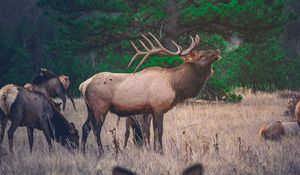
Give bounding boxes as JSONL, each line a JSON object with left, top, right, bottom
{"left": 282, "top": 122, "right": 300, "bottom": 135}
{"left": 58, "top": 75, "right": 70, "bottom": 91}
{"left": 0, "top": 84, "right": 19, "bottom": 115}
{"left": 79, "top": 73, "right": 101, "bottom": 97}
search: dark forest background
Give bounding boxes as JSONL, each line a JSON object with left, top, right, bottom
{"left": 0, "top": 0, "right": 299, "bottom": 100}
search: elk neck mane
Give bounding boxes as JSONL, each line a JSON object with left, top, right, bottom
{"left": 169, "top": 62, "right": 212, "bottom": 103}
{"left": 48, "top": 101, "right": 72, "bottom": 140}
{"left": 31, "top": 70, "right": 57, "bottom": 85}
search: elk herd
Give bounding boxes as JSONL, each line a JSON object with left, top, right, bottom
{"left": 0, "top": 33, "right": 299, "bottom": 174}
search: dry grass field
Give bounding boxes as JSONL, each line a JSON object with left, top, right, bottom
{"left": 1, "top": 92, "right": 300, "bottom": 175}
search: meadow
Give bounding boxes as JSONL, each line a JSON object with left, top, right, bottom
{"left": 0, "top": 92, "right": 299, "bottom": 175}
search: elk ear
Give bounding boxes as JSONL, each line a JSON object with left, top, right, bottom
{"left": 180, "top": 52, "right": 198, "bottom": 62}
{"left": 180, "top": 55, "right": 193, "bottom": 62}
{"left": 112, "top": 167, "right": 136, "bottom": 175}
{"left": 182, "top": 163, "right": 204, "bottom": 175}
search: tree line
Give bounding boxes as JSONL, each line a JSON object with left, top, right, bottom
{"left": 0, "top": 0, "right": 299, "bottom": 99}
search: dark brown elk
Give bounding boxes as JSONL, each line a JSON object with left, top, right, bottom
{"left": 122, "top": 114, "right": 152, "bottom": 148}
{"left": 259, "top": 101, "right": 300, "bottom": 140}
{"left": 24, "top": 68, "right": 76, "bottom": 111}
{"left": 0, "top": 84, "right": 79, "bottom": 153}
{"left": 79, "top": 33, "right": 221, "bottom": 154}
{"left": 112, "top": 163, "right": 204, "bottom": 175}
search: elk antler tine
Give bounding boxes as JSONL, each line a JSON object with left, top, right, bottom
{"left": 148, "top": 32, "right": 164, "bottom": 48}
{"left": 181, "top": 35, "right": 199, "bottom": 55}
{"left": 131, "top": 41, "right": 140, "bottom": 52}
{"left": 195, "top": 34, "right": 200, "bottom": 45}
{"left": 128, "top": 53, "right": 139, "bottom": 67}
{"left": 189, "top": 36, "right": 195, "bottom": 46}
{"left": 139, "top": 40, "right": 151, "bottom": 52}
{"left": 171, "top": 40, "right": 182, "bottom": 54}
{"left": 148, "top": 32, "right": 182, "bottom": 55}
{"left": 141, "top": 34, "right": 156, "bottom": 49}
{"left": 130, "top": 32, "right": 189, "bottom": 72}
{"left": 133, "top": 54, "right": 150, "bottom": 74}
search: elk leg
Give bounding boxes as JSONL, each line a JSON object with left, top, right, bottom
{"left": 27, "top": 127, "right": 34, "bottom": 153}
{"left": 7, "top": 108, "right": 23, "bottom": 153}
{"left": 66, "top": 91, "right": 77, "bottom": 111}
{"left": 81, "top": 103, "right": 93, "bottom": 154}
{"left": 0, "top": 118, "right": 8, "bottom": 145}
{"left": 58, "top": 92, "right": 67, "bottom": 110}
{"left": 91, "top": 112, "right": 107, "bottom": 155}
{"left": 143, "top": 114, "right": 151, "bottom": 147}
{"left": 152, "top": 116, "right": 157, "bottom": 151}
{"left": 40, "top": 119, "right": 52, "bottom": 153}
{"left": 124, "top": 118, "right": 131, "bottom": 148}
{"left": 7, "top": 124, "right": 18, "bottom": 153}
{"left": 132, "top": 119, "right": 143, "bottom": 147}
{"left": 152, "top": 111, "right": 164, "bottom": 153}
{"left": 81, "top": 117, "right": 91, "bottom": 154}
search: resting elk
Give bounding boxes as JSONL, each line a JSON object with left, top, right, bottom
{"left": 79, "top": 32, "right": 221, "bottom": 154}
{"left": 24, "top": 68, "right": 76, "bottom": 111}
{"left": 259, "top": 101, "right": 300, "bottom": 140}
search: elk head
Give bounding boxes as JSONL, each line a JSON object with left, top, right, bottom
{"left": 128, "top": 32, "right": 220, "bottom": 73}
{"left": 180, "top": 50, "right": 220, "bottom": 66}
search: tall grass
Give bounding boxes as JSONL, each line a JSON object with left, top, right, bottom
{"left": 0, "top": 92, "right": 299, "bottom": 175}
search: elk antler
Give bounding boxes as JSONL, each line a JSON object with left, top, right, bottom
{"left": 129, "top": 32, "right": 200, "bottom": 73}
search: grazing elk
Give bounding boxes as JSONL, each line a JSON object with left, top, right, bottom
{"left": 24, "top": 68, "right": 76, "bottom": 111}
{"left": 79, "top": 32, "right": 221, "bottom": 154}
{"left": 259, "top": 101, "right": 300, "bottom": 140}
{"left": 112, "top": 163, "right": 204, "bottom": 175}
{"left": 122, "top": 114, "right": 152, "bottom": 148}
{"left": 0, "top": 84, "right": 79, "bottom": 153}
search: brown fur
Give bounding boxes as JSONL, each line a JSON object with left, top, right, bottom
{"left": 80, "top": 49, "right": 220, "bottom": 154}
{"left": 25, "top": 74, "right": 76, "bottom": 111}
{"left": 259, "top": 102, "right": 300, "bottom": 141}
{"left": 112, "top": 163, "right": 204, "bottom": 175}
{"left": 295, "top": 101, "right": 300, "bottom": 122}
{"left": 0, "top": 85, "right": 79, "bottom": 153}
{"left": 258, "top": 121, "right": 285, "bottom": 140}
{"left": 123, "top": 114, "right": 152, "bottom": 148}
{"left": 58, "top": 75, "right": 70, "bottom": 92}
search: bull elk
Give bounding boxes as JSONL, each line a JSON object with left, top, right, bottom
{"left": 79, "top": 32, "right": 221, "bottom": 154}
